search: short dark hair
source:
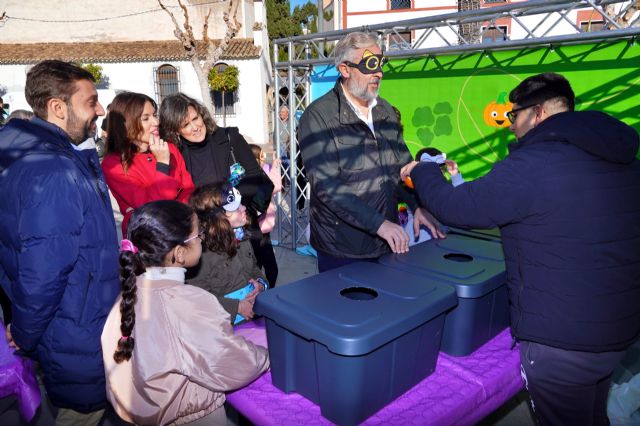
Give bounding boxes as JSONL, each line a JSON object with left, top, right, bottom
{"left": 509, "top": 72, "right": 575, "bottom": 111}
{"left": 25, "top": 60, "right": 95, "bottom": 119}
{"left": 159, "top": 93, "right": 217, "bottom": 145}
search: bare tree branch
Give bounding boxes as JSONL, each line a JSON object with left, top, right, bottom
{"left": 158, "top": 0, "right": 195, "bottom": 55}
{"left": 205, "top": 0, "right": 242, "bottom": 69}
{"left": 203, "top": 9, "right": 212, "bottom": 47}
{"left": 158, "top": 0, "right": 241, "bottom": 116}
{"left": 619, "top": 0, "right": 640, "bottom": 27}
{"left": 177, "top": 0, "right": 196, "bottom": 47}
{"left": 603, "top": 0, "right": 640, "bottom": 28}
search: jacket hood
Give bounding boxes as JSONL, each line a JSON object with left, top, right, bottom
{"left": 520, "top": 110, "right": 639, "bottom": 163}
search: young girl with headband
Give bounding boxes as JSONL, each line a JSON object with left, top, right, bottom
{"left": 101, "top": 200, "right": 269, "bottom": 425}
{"left": 187, "top": 182, "right": 269, "bottom": 325}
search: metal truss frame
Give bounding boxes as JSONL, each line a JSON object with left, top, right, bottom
{"left": 273, "top": 0, "right": 640, "bottom": 249}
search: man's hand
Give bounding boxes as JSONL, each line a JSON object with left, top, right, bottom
{"left": 414, "top": 208, "right": 446, "bottom": 240}
{"left": 377, "top": 220, "right": 409, "bottom": 253}
{"left": 400, "top": 161, "right": 419, "bottom": 180}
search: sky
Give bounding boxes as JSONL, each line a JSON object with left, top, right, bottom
{"left": 290, "top": 0, "right": 312, "bottom": 13}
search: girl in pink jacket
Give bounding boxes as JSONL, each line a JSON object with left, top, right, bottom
{"left": 101, "top": 200, "right": 269, "bottom": 425}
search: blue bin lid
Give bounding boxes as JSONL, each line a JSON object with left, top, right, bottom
{"left": 379, "top": 234, "right": 506, "bottom": 298}
{"left": 254, "top": 262, "right": 457, "bottom": 356}
{"left": 435, "top": 234, "right": 504, "bottom": 262}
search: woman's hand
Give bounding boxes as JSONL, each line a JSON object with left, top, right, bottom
{"left": 149, "top": 133, "right": 171, "bottom": 165}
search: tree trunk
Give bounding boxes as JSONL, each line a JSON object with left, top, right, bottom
{"left": 159, "top": 0, "right": 241, "bottom": 118}
{"left": 191, "top": 58, "right": 216, "bottom": 116}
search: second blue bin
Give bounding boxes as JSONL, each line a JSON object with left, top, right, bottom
{"left": 379, "top": 233, "right": 509, "bottom": 356}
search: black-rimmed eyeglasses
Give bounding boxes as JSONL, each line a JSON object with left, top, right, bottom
{"left": 506, "top": 104, "right": 538, "bottom": 123}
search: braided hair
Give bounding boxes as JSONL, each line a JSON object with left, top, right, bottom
{"left": 113, "top": 200, "right": 194, "bottom": 363}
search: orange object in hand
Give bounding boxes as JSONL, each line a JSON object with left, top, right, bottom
{"left": 404, "top": 176, "right": 414, "bottom": 189}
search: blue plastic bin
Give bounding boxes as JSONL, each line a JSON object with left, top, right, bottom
{"left": 379, "top": 234, "right": 509, "bottom": 356}
{"left": 254, "top": 262, "right": 457, "bottom": 426}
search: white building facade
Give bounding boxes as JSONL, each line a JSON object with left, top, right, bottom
{"left": 0, "top": 0, "right": 273, "bottom": 145}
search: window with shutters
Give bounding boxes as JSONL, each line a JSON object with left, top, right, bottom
{"left": 154, "top": 65, "right": 180, "bottom": 103}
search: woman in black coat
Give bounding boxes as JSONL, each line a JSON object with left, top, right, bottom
{"left": 160, "top": 93, "right": 278, "bottom": 286}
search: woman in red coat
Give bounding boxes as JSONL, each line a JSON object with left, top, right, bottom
{"left": 102, "top": 92, "right": 194, "bottom": 233}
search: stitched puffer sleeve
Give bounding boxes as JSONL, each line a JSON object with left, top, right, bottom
{"left": 11, "top": 167, "right": 83, "bottom": 353}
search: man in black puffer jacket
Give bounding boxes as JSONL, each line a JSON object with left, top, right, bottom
{"left": 403, "top": 73, "right": 640, "bottom": 426}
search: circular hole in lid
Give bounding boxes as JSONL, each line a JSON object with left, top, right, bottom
{"left": 443, "top": 253, "right": 474, "bottom": 262}
{"left": 340, "top": 286, "right": 378, "bottom": 301}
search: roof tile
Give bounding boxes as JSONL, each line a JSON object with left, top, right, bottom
{"left": 0, "top": 39, "right": 261, "bottom": 64}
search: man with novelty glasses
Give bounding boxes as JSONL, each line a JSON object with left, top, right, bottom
{"left": 298, "top": 32, "right": 444, "bottom": 272}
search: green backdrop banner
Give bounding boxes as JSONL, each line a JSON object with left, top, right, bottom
{"left": 380, "top": 40, "right": 640, "bottom": 179}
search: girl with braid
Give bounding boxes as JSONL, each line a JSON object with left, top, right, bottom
{"left": 101, "top": 200, "right": 269, "bottom": 426}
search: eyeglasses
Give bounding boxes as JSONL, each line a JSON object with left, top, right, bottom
{"left": 183, "top": 229, "right": 205, "bottom": 244}
{"left": 506, "top": 104, "right": 538, "bottom": 123}
{"left": 344, "top": 52, "right": 386, "bottom": 75}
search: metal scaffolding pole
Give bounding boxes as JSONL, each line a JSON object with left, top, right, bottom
{"left": 271, "top": 0, "right": 640, "bottom": 250}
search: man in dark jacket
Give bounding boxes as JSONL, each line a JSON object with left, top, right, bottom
{"left": 0, "top": 61, "right": 120, "bottom": 424}
{"left": 402, "top": 72, "right": 640, "bottom": 425}
{"left": 299, "top": 32, "right": 443, "bottom": 272}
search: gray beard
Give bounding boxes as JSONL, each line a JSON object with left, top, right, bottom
{"left": 346, "top": 77, "right": 379, "bottom": 103}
